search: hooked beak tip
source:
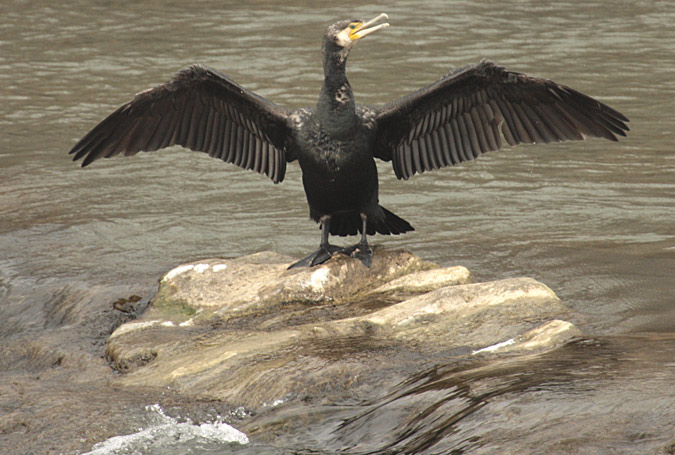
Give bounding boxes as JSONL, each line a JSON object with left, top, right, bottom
{"left": 351, "top": 13, "right": 390, "bottom": 40}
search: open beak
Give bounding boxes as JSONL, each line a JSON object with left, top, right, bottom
{"left": 349, "top": 13, "right": 389, "bottom": 40}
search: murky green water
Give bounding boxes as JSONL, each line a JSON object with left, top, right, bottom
{"left": 1, "top": 1, "right": 673, "bottom": 453}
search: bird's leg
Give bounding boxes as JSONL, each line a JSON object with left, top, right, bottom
{"left": 341, "top": 214, "right": 373, "bottom": 268}
{"left": 288, "top": 216, "right": 342, "bottom": 269}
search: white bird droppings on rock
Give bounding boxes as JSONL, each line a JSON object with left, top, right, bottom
{"left": 163, "top": 263, "right": 211, "bottom": 281}
{"left": 303, "top": 267, "right": 330, "bottom": 292}
{"left": 163, "top": 264, "right": 195, "bottom": 281}
{"left": 194, "top": 263, "right": 210, "bottom": 273}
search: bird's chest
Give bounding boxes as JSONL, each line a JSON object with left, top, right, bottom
{"left": 298, "top": 125, "right": 370, "bottom": 181}
{"left": 294, "top": 120, "right": 378, "bottom": 214}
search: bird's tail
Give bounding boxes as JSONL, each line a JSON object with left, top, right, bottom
{"left": 377, "top": 206, "right": 415, "bottom": 235}
{"left": 329, "top": 206, "right": 414, "bottom": 237}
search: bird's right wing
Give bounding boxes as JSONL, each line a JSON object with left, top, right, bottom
{"left": 69, "top": 65, "right": 293, "bottom": 183}
{"left": 373, "top": 60, "right": 629, "bottom": 180}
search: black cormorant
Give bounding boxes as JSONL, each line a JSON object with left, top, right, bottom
{"left": 69, "top": 13, "right": 629, "bottom": 268}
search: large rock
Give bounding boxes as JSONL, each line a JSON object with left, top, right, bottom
{"left": 106, "top": 249, "right": 581, "bottom": 408}
{"left": 153, "top": 248, "right": 438, "bottom": 314}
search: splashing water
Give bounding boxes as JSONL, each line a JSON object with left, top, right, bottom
{"left": 83, "top": 404, "right": 249, "bottom": 455}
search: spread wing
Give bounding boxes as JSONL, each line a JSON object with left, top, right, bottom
{"left": 373, "top": 60, "right": 629, "bottom": 180}
{"left": 69, "top": 65, "right": 293, "bottom": 183}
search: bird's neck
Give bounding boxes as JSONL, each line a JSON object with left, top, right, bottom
{"left": 317, "top": 46, "right": 358, "bottom": 131}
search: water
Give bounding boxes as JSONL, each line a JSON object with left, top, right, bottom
{"left": 82, "top": 404, "right": 249, "bottom": 455}
{"left": 1, "top": 0, "right": 674, "bottom": 453}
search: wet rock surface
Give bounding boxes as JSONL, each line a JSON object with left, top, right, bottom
{"left": 106, "top": 249, "right": 582, "bottom": 408}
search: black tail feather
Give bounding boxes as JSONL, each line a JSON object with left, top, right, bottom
{"left": 328, "top": 206, "right": 414, "bottom": 237}
{"left": 379, "top": 206, "right": 414, "bottom": 235}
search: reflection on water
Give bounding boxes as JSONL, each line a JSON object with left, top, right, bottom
{"left": 1, "top": 0, "right": 674, "bottom": 453}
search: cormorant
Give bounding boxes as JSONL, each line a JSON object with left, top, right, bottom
{"left": 69, "top": 13, "right": 629, "bottom": 269}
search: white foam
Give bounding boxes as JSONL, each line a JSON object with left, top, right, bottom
{"left": 83, "top": 404, "right": 248, "bottom": 454}
{"left": 263, "top": 398, "right": 285, "bottom": 408}
{"left": 212, "top": 264, "right": 228, "bottom": 272}
{"left": 109, "top": 320, "right": 161, "bottom": 338}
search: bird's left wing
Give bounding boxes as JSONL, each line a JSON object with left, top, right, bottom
{"left": 373, "top": 60, "right": 629, "bottom": 179}
{"left": 69, "top": 65, "right": 293, "bottom": 183}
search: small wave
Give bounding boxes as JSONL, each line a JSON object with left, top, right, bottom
{"left": 83, "top": 404, "right": 249, "bottom": 454}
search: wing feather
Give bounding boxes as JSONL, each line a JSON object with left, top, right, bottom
{"left": 430, "top": 130, "right": 444, "bottom": 168}
{"left": 373, "top": 60, "right": 629, "bottom": 179}
{"left": 69, "top": 65, "right": 292, "bottom": 183}
{"left": 448, "top": 118, "right": 463, "bottom": 162}
{"left": 456, "top": 115, "right": 473, "bottom": 160}
{"left": 470, "top": 107, "right": 489, "bottom": 153}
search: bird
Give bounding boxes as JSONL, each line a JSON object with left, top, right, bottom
{"left": 68, "top": 13, "right": 629, "bottom": 269}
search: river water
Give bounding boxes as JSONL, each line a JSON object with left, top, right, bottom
{"left": 1, "top": 0, "right": 673, "bottom": 454}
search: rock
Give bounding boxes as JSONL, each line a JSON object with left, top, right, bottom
{"left": 151, "top": 248, "right": 436, "bottom": 319}
{"left": 106, "top": 249, "right": 582, "bottom": 408}
{"left": 367, "top": 265, "right": 473, "bottom": 296}
{"left": 327, "top": 277, "right": 572, "bottom": 346}
{"left": 472, "top": 319, "right": 583, "bottom": 356}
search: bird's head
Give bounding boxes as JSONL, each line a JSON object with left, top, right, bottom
{"left": 325, "top": 13, "right": 389, "bottom": 50}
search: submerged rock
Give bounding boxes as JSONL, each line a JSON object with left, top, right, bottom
{"left": 106, "top": 249, "right": 581, "bottom": 408}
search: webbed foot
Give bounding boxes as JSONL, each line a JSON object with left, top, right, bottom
{"left": 288, "top": 244, "right": 343, "bottom": 269}
{"left": 341, "top": 242, "right": 373, "bottom": 268}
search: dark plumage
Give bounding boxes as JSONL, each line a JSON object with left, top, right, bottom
{"left": 69, "top": 13, "right": 629, "bottom": 268}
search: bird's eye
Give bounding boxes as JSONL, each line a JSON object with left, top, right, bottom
{"left": 349, "top": 24, "right": 356, "bottom": 30}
